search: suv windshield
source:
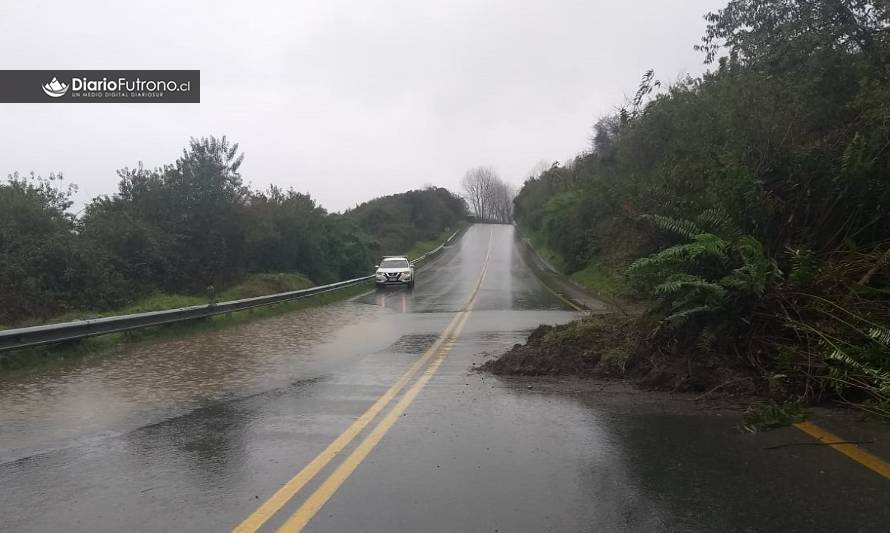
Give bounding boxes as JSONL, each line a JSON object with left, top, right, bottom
{"left": 379, "top": 259, "right": 409, "bottom": 269}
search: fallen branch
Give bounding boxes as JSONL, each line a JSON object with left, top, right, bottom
{"left": 763, "top": 440, "right": 875, "bottom": 450}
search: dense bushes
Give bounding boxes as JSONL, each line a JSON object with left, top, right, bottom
{"left": 347, "top": 187, "right": 466, "bottom": 255}
{"left": 1, "top": 137, "right": 466, "bottom": 325}
{"left": 0, "top": 173, "right": 128, "bottom": 320}
{"left": 514, "top": 0, "right": 890, "bottom": 414}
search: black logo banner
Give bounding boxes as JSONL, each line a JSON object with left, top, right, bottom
{"left": 0, "top": 70, "right": 200, "bottom": 103}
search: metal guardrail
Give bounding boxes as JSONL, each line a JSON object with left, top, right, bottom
{"left": 411, "top": 227, "right": 460, "bottom": 267}
{"left": 0, "top": 228, "right": 462, "bottom": 353}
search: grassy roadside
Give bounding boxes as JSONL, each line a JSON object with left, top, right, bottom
{"left": 405, "top": 222, "right": 468, "bottom": 261}
{"left": 526, "top": 229, "right": 632, "bottom": 300}
{"left": 0, "top": 272, "right": 315, "bottom": 331}
{"left": 526, "top": 231, "right": 567, "bottom": 273}
{"left": 0, "top": 280, "right": 373, "bottom": 374}
{"left": 521, "top": 228, "right": 640, "bottom": 314}
{"left": 569, "top": 259, "right": 633, "bottom": 302}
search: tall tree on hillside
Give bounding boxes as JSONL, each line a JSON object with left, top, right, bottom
{"left": 697, "top": 0, "right": 890, "bottom": 65}
{"left": 89, "top": 136, "right": 250, "bottom": 291}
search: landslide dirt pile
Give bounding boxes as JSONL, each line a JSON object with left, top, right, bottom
{"left": 484, "top": 314, "right": 760, "bottom": 396}
{"left": 482, "top": 315, "right": 638, "bottom": 377}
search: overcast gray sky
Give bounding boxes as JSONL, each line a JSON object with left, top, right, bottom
{"left": 1, "top": 0, "right": 725, "bottom": 213}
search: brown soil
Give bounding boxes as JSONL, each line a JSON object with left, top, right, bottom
{"left": 483, "top": 313, "right": 761, "bottom": 397}
{"left": 482, "top": 315, "right": 638, "bottom": 377}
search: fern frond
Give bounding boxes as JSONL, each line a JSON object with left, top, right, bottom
{"left": 655, "top": 276, "right": 726, "bottom": 299}
{"left": 696, "top": 207, "right": 741, "bottom": 238}
{"left": 868, "top": 327, "right": 890, "bottom": 347}
{"left": 638, "top": 214, "right": 702, "bottom": 241}
{"left": 629, "top": 233, "right": 727, "bottom": 273}
{"left": 663, "top": 305, "right": 712, "bottom": 327}
{"left": 827, "top": 347, "right": 890, "bottom": 389}
{"left": 732, "top": 236, "right": 769, "bottom": 270}
{"left": 718, "top": 236, "right": 775, "bottom": 295}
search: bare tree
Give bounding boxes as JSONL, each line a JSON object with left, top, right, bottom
{"left": 461, "top": 166, "right": 494, "bottom": 221}
{"left": 461, "top": 166, "right": 514, "bottom": 223}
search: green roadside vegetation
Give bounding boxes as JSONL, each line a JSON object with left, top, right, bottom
{"left": 1, "top": 137, "right": 466, "bottom": 330}
{"left": 217, "top": 272, "right": 314, "bottom": 300}
{"left": 1, "top": 218, "right": 458, "bottom": 375}
{"left": 526, "top": 228, "right": 633, "bottom": 303}
{"left": 1, "top": 136, "right": 467, "bottom": 370}
{"left": 1, "top": 223, "right": 463, "bottom": 335}
{"left": 569, "top": 261, "right": 632, "bottom": 303}
{"left": 491, "top": 0, "right": 890, "bottom": 422}
{"left": 3, "top": 223, "right": 463, "bottom": 373}
{"left": 347, "top": 188, "right": 467, "bottom": 257}
{"left": 526, "top": 231, "right": 565, "bottom": 273}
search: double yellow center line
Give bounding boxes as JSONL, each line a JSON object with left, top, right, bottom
{"left": 234, "top": 231, "right": 493, "bottom": 533}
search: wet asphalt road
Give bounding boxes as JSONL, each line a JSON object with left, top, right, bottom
{"left": 1, "top": 224, "right": 889, "bottom": 532}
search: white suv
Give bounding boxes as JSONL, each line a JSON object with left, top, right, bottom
{"left": 375, "top": 256, "right": 415, "bottom": 289}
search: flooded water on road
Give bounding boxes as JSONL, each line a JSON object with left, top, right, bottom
{"left": 0, "top": 300, "right": 394, "bottom": 463}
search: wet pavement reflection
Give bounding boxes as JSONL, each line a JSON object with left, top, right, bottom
{"left": 0, "top": 301, "right": 392, "bottom": 463}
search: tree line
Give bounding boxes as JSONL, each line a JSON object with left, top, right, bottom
{"left": 0, "top": 137, "right": 466, "bottom": 325}
{"left": 514, "top": 0, "right": 890, "bottom": 415}
{"left": 347, "top": 187, "right": 467, "bottom": 254}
